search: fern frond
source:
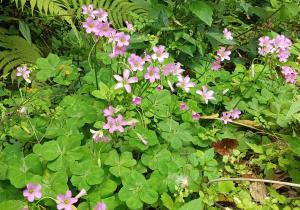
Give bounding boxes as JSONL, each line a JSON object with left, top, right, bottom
{"left": 0, "top": 32, "right": 41, "bottom": 77}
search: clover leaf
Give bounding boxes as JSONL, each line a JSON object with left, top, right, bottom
{"left": 70, "top": 160, "right": 104, "bottom": 190}
{"left": 125, "top": 125, "right": 159, "bottom": 150}
{"left": 104, "top": 150, "right": 136, "bottom": 177}
{"left": 33, "top": 134, "right": 83, "bottom": 171}
{"left": 7, "top": 153, "right": 42, "bottom": 188}
{"left": 159, "top": 119, "right": 194, "bottom": 149}
{"left": 119, "top": 171, "right": 158, "bottom": 209}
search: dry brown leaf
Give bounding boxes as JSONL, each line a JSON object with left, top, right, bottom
{"left": 212, "top": 139, "right": 239, "bottom": 156}
{"left": 249, "top": 182, "right": 267, "bottom": 202}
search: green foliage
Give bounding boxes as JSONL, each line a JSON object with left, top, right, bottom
{"left": 0, "top": 1, "right": 300, "bottom": 210}
{"left": 0, "top": 29, "right": 41, "bottom": 78}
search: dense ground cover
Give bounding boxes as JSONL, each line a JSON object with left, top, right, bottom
{"left": 1, "top": 0, "right": 300, "bottom": 209}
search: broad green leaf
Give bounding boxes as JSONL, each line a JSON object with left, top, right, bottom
{"left": 218, "top": 181, "right": 235, "bottom": 193}
{"left": 104, "top": 150, "right": 136, "bottom": 177}
{"left": 178, "top": 198, "right": 203, "bottom": 210}
{"left": 161, "top": 193, "right": 175, "bottom": 210}
{"left": 0, "top": 200, "right": 25, "bottom": 210}
{"left": 18, "top": 21, "right": 31, "bottom": 44}
{"left": 190, "top": 1, "right": 213, "bottom": 26}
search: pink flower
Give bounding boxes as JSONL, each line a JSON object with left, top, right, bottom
{"left": 258, "top": 36, "right": 274, "bottom": 56}
{"left": 57, "top": 190, "right": 78, "bottom": 210}
{"left": 125, "top": 21, "right": 135, "bottom": 32}
{"left": 93, "top": 8, "right": 108, "bottom": 22}
{"left": 143, "top": 51, "right": 152, "bottom": 63}
{"left": 103, "top": 106, "right": 115, "bottom": 117}
{"left": 176, "top": 75, "right": 195, "bottom": 92}
{"left": 151, "top": 45, "right": 169, "bottom": 63}
{"left": 94, "top": 202, "right": 107, "bottom": 210}
{"left": 217, "top": 47, "right": 231, "bottom": 61}
{"left": 82, "top": 4, "right": 94, "bottom": 17}
{"left": 110, "top": 45, "right": 126, "bottom": 58}
{"left": 220, "top": 112, "right": 232, "bottom": 124}
{"left": 192, "top": 111, "right": 201, "bottom": 120}
{"left": 144, "top": 66, "right": 160, "bottom": 83}
{"left": 115, "top": 32, "right": 130, "bottom": 47}
{"left": 281, "top": 66, "right": 298, "bottom": 84}
{"left": 23, "top": 183, "right": 42, "bottom": 202}
{"left": 230, "top": 109, "right": 241, "bottom": 119}
{"left": 83, "top": 17, "right": 97, "bottom": 33}
{"left": 179, "top": 103, "right": 188, "bottom": 110}
{"left": 211, "top": 59, "right": 221, "bottom": 71}
{"left": 95, "top": 22, "right": 115, "bottom": 38}
{"left": 132, "top": 96, "right": 141, "bottom": 105}
{"left": 163, "top": 63, "right": 184, "bottom": 76}
{"left": 128, "top": 54, "right": 145, "bottom": 71}
{"left": 114, "top": 69, "right": 138, "bottom": 93}
{"left": 16, "top": 66, "right": 31, "bottom": 83}
{"left": 90, "top": 129, "right": 110, "bottom": 142}
{"left": 223, "top": 28, "right": 233, "bottom": 40}
{"left": 277, "top": 49, "right": 290, "bottom": 62}
{"left": 114, "top": 115, "right": 128, "bottom": 132}
{"left": 196, "top": 86, "right": 215, "bottom": 104}
{"left": 103, "top": 117, "right": 116, "bottom": 133}
{"left": 273, "top": 35, "right": 292, "bottom": 51}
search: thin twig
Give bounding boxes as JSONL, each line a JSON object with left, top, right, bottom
{"left": 208, "top": 178, "right": 300, "bottom": 188}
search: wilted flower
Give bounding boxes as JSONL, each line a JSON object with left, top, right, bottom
{"left": 114, "top": 69, "right": 138, "bottom": 93}
{"left": 94, "top": 202, "right": 107, "bottom": 210}
{"left": 152, "top": 45, "right": 169, "bottom": 63}
{"left": 176, "top": 176, "right": 189, "bottom": 188}
{"left": 179, "top": 102, "right": 188, "bottom": 111}
{"left": 125, "top": 21, "right": 135, "bottom": 32}
{"left": 281, "top": 66, "right": 298, "bottom": 84}
{"left": 90, "top": 129, "right": 110, "bottom": 142}
{"left": 196, "top": 86, "right": 215, "bottom": 104}
{"left": 217, "top": 47, "right": 231, "bottom": 61}
{"left": 23, "top": 183, "right": 42, "bottom": 202}
{"left": 176, "top": 75, "right": 195, "bottom": 92}
{"left": 75, "top": 189, "right": 87, "bottom": 199}
{"left": 16, "top": 66, "right": 31, "bottom": 83}
{"left": 144, "top": 66, "right": 160, "bottom": 83}
{"left": 57, "top": 190, "right": 78, "bottom": 210}
{"left": 223, "top": 28, "right": 233, "bottom": 40}
{"left": 211, "top": 59, "right": 221, "bottom": 71}
{"left": 192, "top": 111, "right": 201, "bottom": 120}
{"left": 156, "top": 85, "right": 163, "bottom": 91}
{"left": 132, "top": 96, "right": 141, "bottom": 105}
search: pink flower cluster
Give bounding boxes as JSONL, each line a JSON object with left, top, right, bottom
{"left": 211, "top": 28, "right": 233, "bottom": 71}
{"left": 23, "top": 184, "right": 104, "bottom": 210}
{"left": 281, "top": 66, "right": 298, "bottom": 84}
{"left": 220, "top": 109, "right": 241, "bottom": 124}
{"left": 82, "top": 5, "right": 132, "bottom": 58}
{"left": 258, "top": 35, "right": 292, "bottom": 62}
{"left": 211, "top": 47, "right": 232, "bottom": 71}
{"left": 102, "top": 106, "right": 129, "bottom": 133}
